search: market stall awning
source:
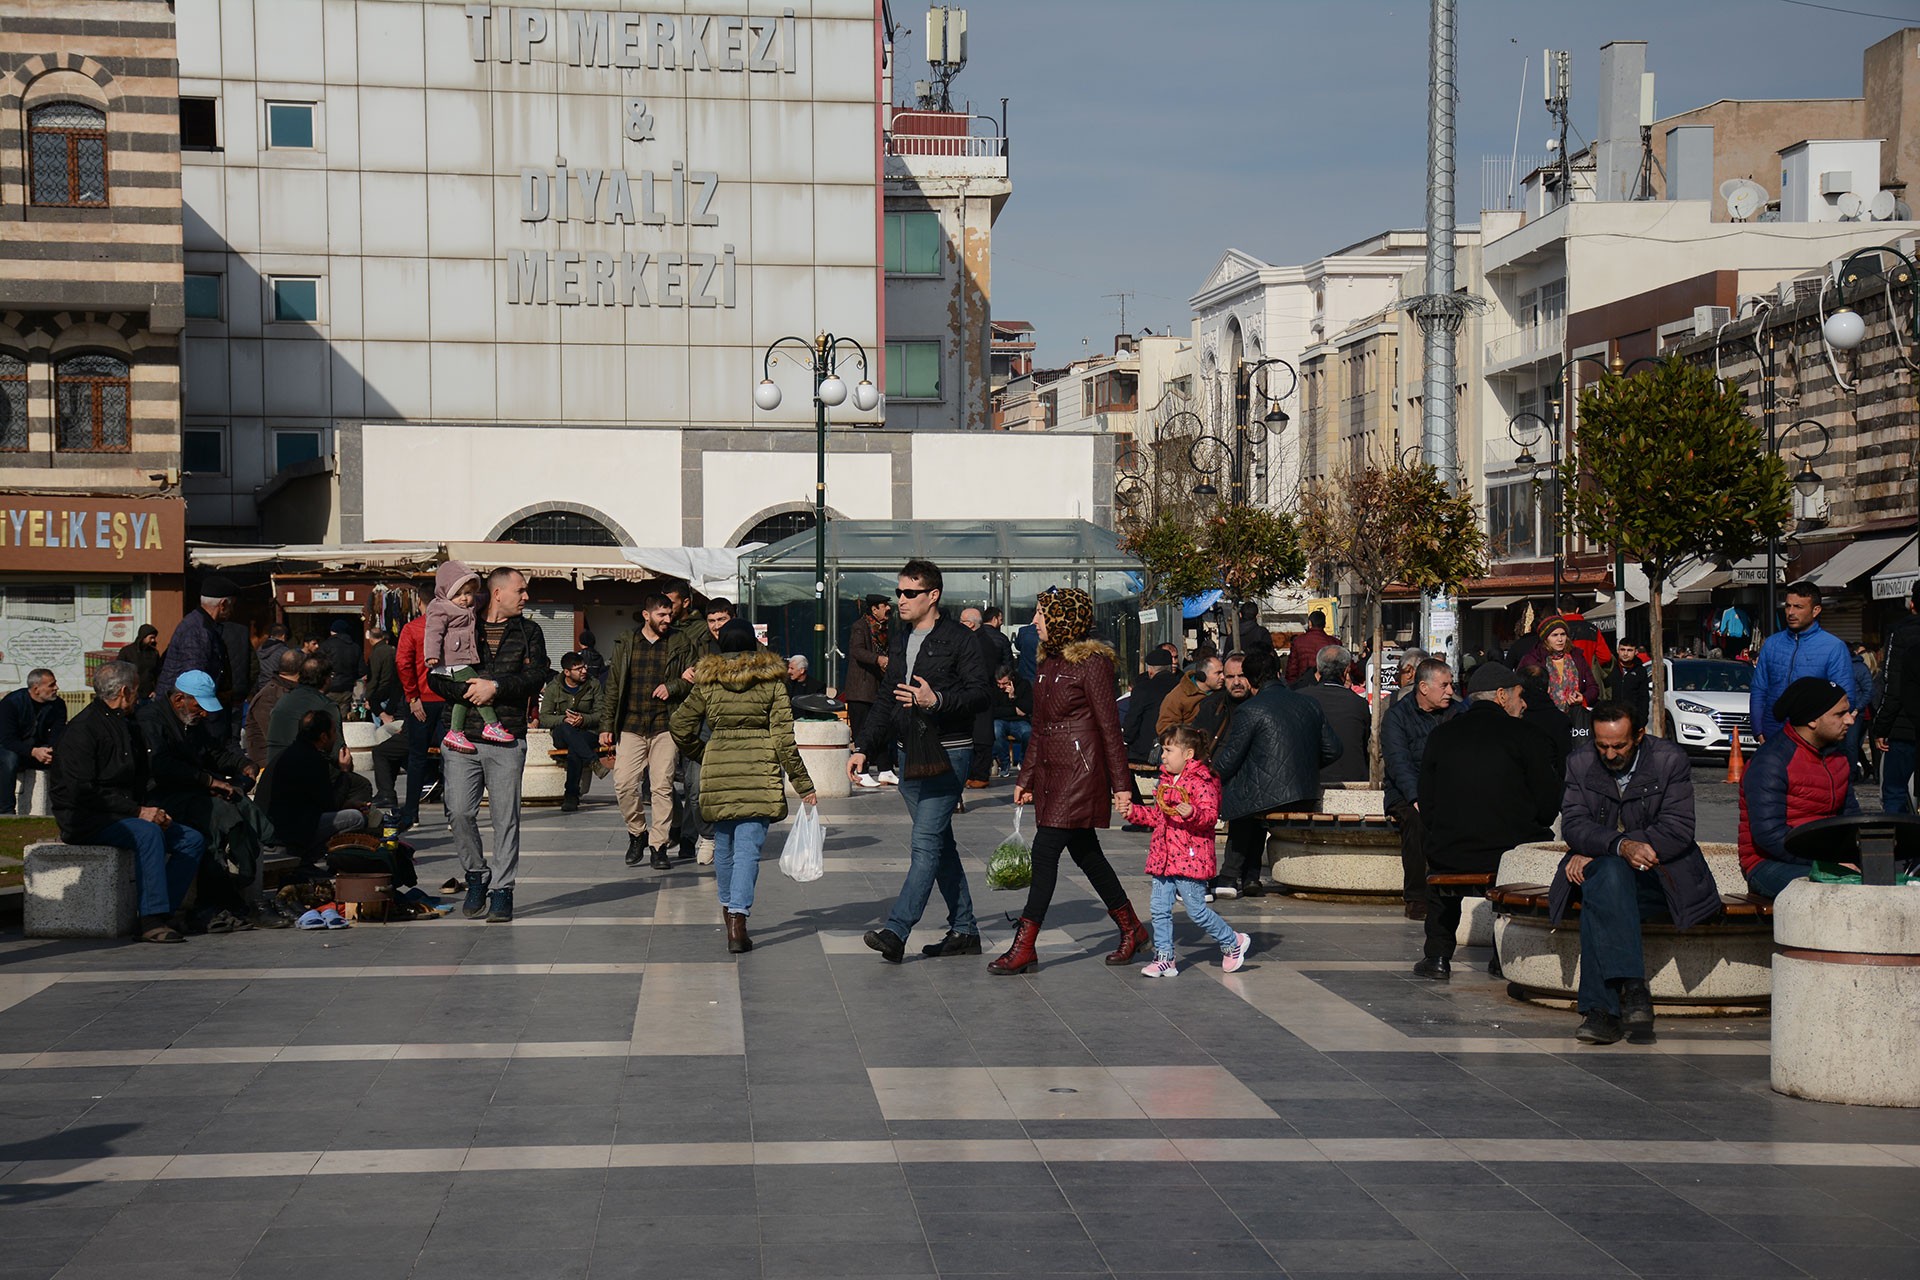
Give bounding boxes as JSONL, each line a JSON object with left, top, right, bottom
{"left": 1471, "top": 595, "right": 1522, "bottom": 611}
{"left": 1873, "top": 536, "right": 1919, "bottom": 600}
{"left": 1811, "top": 534, "right": 1912, "bottom": 591}
{"left": 188, "top": 542, "right": 439, "bottom": 568}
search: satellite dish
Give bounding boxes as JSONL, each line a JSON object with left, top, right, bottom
{"left": 1837, "top": 192, "right": 1864, "bottom": 220}
{"left": 1868, "top": 190, "right": 1897, "bottom": 222}
{"left": 1725, "top": 180, "right": 1767, "bottom": 221}
{"left": 1719, "top": 178, "right": 1748, "bottom": 201}
{"left": 1896, "top": 199, "right": 1915, "bottom": 221}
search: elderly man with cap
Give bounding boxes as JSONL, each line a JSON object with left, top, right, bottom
{"left": 1556, "top": 703, "right": 1721, "bottom": 1045}
{"left": 157, "top": 576, "right": 237, "bottom": 703}
{"left": 1413, "top": 662, "right": 1562, "bottom": 979}
{"left": 1739, "top": 675, "right": 1861, "bottom": 897}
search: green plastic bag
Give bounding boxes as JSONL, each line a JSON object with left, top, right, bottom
{"left": 987, "top": 805, "right": 1033, "bottom": 891}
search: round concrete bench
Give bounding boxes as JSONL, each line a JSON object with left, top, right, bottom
{"left": 1267, "top": 787, "right": 1402, "bottom": 899}
{"left": 790, "top": 717, "right": 852, "bottom": 800}
{"left": 1771, "top": 880, "right": 1920, "bottom": 1107}
{"left": 23, "top": 842, "right": 140, "bottom": 939}
{"left": 1491, "top": 841, "right": 1773, "bottom": 1010}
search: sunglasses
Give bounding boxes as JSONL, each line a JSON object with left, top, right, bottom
{"left": 896, "top": 587, "right": 932, "bottom": 599}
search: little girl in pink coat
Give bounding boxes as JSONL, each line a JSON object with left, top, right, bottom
{"left": 1124, "top": 725, "right": 1250, "bottom": 977}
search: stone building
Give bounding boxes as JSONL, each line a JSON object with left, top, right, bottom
{"left": 0, "top": 0, "right": 188, "bottom": 697}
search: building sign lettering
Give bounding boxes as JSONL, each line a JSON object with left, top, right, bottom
{"left": 463, "top": 6, "right": 799, "bottom": 74}
{"left": 0, "top": 496, "right": 185, "bottom": 573}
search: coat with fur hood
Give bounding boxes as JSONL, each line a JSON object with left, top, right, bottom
{"left": 424, "top": 560, "right": 481, "bottom": 670}
{"left": 669, "top": 648, "right": 814, "bottom": 823}
{"left": 1018, "top": 639, "right": 1130, "bottom": 829}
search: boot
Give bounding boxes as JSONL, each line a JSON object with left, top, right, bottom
{"left": 725, "top": 911, "right": 753, "bottom": 954}
{"left": 485, "top": 888, "right": 513, "bottom": 923}
{"left": 462, "top": 876, "right": 491, "bottom": 919}
{"left": 987, "top": 917, "right": 1041, "bottom": 975}
{"left": 1104, "top": 902, "right": 1151, "bottom": 966}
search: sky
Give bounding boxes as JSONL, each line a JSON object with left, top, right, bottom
{"left": 888, "top": 0, "right": 1919, "bottom": 366}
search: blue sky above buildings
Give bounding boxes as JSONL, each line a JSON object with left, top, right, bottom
{"left": 911, "top": 0, "right": 1915, "bottom": 365}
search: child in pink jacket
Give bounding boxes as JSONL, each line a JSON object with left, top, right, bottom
{"left": 1125, "top": 725, "right": 1249, "bottom": 977}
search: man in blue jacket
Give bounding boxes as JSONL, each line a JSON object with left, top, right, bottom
{"left": 1750, "top": 581, "right": 1854, "bottom": 743}
{"left": 1555, "top": 705, "right": 1720, "bottom": 1046}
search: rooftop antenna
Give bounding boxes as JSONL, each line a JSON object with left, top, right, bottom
{"left": 925, "top": 7, "right": 967, "bottom": 112}
{"left": 1104, "top": 291, "right": 1134, "bottom": 336}
{"left": 1545, "top": 49, "right": 1572, "bottom": 206}
{"left": 1631, "top": 71, "right": 1663, "bottom": 200}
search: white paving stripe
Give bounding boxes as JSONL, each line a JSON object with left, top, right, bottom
{"left": 628, "top": 961, "right": 744, "bottom": 1055}
{"left": 2, "top": 1138, "right": 1913, "bottom": 1186}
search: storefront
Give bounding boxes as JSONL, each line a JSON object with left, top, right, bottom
{"left": 0, "top": 495, "right": 187, "bottom": 702}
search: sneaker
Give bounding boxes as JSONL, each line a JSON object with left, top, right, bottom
{"left": 1222, "top": 931, "right": 1251, "bottom": 974}
{"left": 479, "top": 722, "right": 515, "bottom": 746}
{"left": 1140, "top": 956, "right": 1179, "bottom": 978}
{"left": 441, "top": 730, "right": 478, "bottom": 754}
{"left": 1619, "top": 981, "right": 1656, "bottom": 1043}
{"left": 857, "top": 773, "right": 884, "bottom": 789}
{"left": 1575, "top": 1011, "right": 1625, "bottom": 1045}
{"left": 1213, "top": 882, "right": 1240, "bottom": 901}
{"left": 876, "top": 770, "right": 899, "bottom": 786}
{"left": 462, "top": 877, "right": 491, "bottom": 918}
{"left": 1202, "top": 887, "right": 1215, "bottom": 903}
{"left": 1241, "top": 880, "right": 1267, "bottom": 898}
{"left": 485, "top": 888, "right": 514, "bottom": 923}
{"left": 695, "top": 836, "right": 715, "bottom": 866}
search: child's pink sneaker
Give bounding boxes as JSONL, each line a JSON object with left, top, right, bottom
{"left": 441, "top": 730, "right": 478, "bottom": 754}
{"left": 1221, "top": 932, "right": 1251, "bottom": 974}
{"left": 1140, "top": 956, "right": 1179, "bottom": 978}
{"left": 479, "top": 722, "right": 515, "bottom": 745}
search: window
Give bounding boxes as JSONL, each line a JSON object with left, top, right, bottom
{"left": 1081, "top": 379, "right": 1093, "bottom": 417}
{"left": 497, "top": 511, "right": 618, "bottom": 546}
{"left": 885, "top": 341, "right": 940, "bottom": 400}
{"left": 273, "top": 430, "right": 323, "bottom": 472}
{"left": 883, "top": 211, "right": 941, "bottom": 275}
{"left": 266, "top": 102, "right": 315, "bottom": 149}
{"left": 182, "top": 428, "right": 225, "bottom": 474}
{"left": 270, "top": 276, "right": 320, "bottom": 322}
{"left": 1, "top": 354, "right": 27, "bottom": 451}
{"left": 184, "top": 273, "right": 222, "bottom": 320}
{"left": 180, "top": 97, "right": 219, "bottom": 150}
{"left": 738, "top": 511, "right": 814, "bottom": 548}
{"left": 54, "top": 354, "right": 131, "bottom": 452}
{"left": 1486, "top": 479, "right": 1541, "bottom": 562}
{"left": 28, "top": 102, "right": 108, "bottom": 207}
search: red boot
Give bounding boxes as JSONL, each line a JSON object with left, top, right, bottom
{"left": 1105, "top": 902, "right": 1151, "bottom": 965}
{"left": 988, "top": 918, "right": 1041, "bottom": 975}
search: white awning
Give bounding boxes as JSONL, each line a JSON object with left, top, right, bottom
{"left": 188, "top": 542, "right": 438, "bottom": 568}
{"left": 1808, "top": 534, "right": 1910, "bottom": 591}
{"left": 1874, "top": 537, "right": 1919, "bottom": 600}
{"left": 1471, "top": 595, "right": 1522, "bottom": 611}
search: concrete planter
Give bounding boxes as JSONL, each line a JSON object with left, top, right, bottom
{"left": 1493, "top": 841, "right": 1772, "bottom": 1011}
{"left": 790, "top": 718, "right": 852, "bottom": 800}
{"left": 520, "top": 728, "right": 567, "bottom": 805}
{"left": 23, "top": 842, "right": 138, "bottom": 938}
{"left": 1772, "top": 880, "right": 1920, "bottom": 1107}
{"left": 1269, "top": 786, "right": 1400, "bottom": 898}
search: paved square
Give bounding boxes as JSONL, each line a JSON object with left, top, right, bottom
{"left": 2, "top": 783, "right": 1918, "bottom": 1279}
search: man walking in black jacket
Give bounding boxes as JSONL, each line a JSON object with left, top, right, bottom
{"left": 1210, "top": 648, "right": 1341, "bottom": 897}
{"left": 429, "top": 567, "right": 553, "bottom": 923}
{"left": 850, "top": 559, "right": 991, "bottom": 963}
{"left": 1299, "top": 646, "right": 1370, "bottom": 785}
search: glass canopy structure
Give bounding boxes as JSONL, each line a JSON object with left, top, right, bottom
{"left": 739, "top": 520, "right": 1150, "bottom": 690}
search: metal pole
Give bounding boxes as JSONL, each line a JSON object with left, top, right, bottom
{"left": 1232, "top": 366, "right": 1247, "bottom": 509}
{"left": 1762, "top": 331, "right": 1778, "bottom": 632}
{"left": 1421, "top": 0, "right": 1457, "bottom": 482}
{"left": 813, "top": 344, "right": 828, "bottom": 681}
{"left": 1551, "top": 427, "right": 1563, "bottom": 615}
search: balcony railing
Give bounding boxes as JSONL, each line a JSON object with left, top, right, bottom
{"left": 1483, "top": 316, "right": 1566, "bottom": 368}
{"left": 886, "top": 132, "right": 1008, "bottom": 159}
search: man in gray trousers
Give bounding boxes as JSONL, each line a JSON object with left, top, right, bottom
{"left": 428, "top": 567, "right": 553, "bottom": 923}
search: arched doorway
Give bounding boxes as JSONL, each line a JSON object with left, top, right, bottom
{"left": 496, "top": 511, "right": 619, "bottom": 546}
{"left": 738, "top": 509, "right": 816, "bottom": 548}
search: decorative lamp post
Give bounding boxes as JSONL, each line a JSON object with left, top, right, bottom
{"left": 1191, "top": 358, "right": 1296, "bottom": 505}
{"left": 753, "top": 333, "right": 879, "bottom": 678}
{"left": 1506, "top": 409, "right": 1561, "bottom": 614}
{"left": 1780, "top": 418, "right": 1832, "bottom": 527}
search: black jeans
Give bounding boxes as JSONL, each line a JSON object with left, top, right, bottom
{"left": 551, "top": 722, "right": 600, "bottom": 799}
{"left": 397, "top": 702, "right": 446, "bottom": 825}
{"left": 371, "top": 728, "right": 408, "bottom": 805}
{"left": 1388, "top": 800, "right": 1426, "bottom": 903}
{"left": 1020, "top": 825, "right": 1130, "bottom": 926}
{"left": 1422, "top": 882, "right": 1489, "bottom": 961}
{"left": 968, "top": 710, "right": 993, "bottom": 781}
{"left": 1216, "top": 816, "right": 1267, "bottom": 887}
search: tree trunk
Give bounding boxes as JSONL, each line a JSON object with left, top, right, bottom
{"left": 1648, "top": 580, "right": 1667, "bottom": 738}
{"left": 1367, "top": 604, "right": 1387, "bottom": 788}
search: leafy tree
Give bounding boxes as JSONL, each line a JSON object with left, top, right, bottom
{"left": 1122, "top": 506, "right": 1306, "bottom": 647}
{"left": 1560, "top": 357, "right": 1790, "bottom": 737}
{"left": 1298, "top": 457, "right": 1487, "bottom": 785}
{"left": 1121, "top": 513, "right": 1214, "bottom": 607}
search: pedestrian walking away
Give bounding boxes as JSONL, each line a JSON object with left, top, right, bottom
{"left": 666, "top": 597, "right": 735, "bottom": 865}
{"left": 1298, "top": 645, "right": 1369, "bottom": 785}
{"left": 1128, "top": 725, "right": 1249, "bottom": 978}
{"left": 1209, "top": 646, "right": 1340, "bottom": 898}
{"left": 428, "top": 566, "right": 553, "bottom": 923}
{"left": 850, "top": 558, "right": 990, "bottom": 964}
{"left": 671, "top": 619, "right": 817, "bottom": 954}
{"left": 991, "top": 586, "right": 1150, "bottom": 974}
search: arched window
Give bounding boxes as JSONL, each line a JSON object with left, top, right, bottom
{"left": 0, "top": 354, "right": 26, "bottom": 452}
{"left": 29, "top": 102, "right": 108, "bottom": 207}
{"left": 55, "top": 354, "right": 130, "bottom": 452}
{"left": 740, "top": 510, "right": 816, "bottom": 547}
{"left": 497, "top": 511, "right": 618, "bottom": 546}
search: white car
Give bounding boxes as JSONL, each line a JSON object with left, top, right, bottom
{"left": 1663, "top": 659, "right": 1755, "bottom": 756}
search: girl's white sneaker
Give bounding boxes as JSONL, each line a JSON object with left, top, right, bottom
{"left": 1221, "top": 932, "right": 1251, "bottom": 974}
{"left": 1140, "top": 957, "right": 1179, "bottom": 978}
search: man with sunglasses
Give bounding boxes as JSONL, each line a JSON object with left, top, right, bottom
{"left": 850, "top": 559, "right": 992, "bottom": 963}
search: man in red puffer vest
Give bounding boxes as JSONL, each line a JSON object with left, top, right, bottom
{"left": 1738, "top": 676, "right": 1859, "bottom": 898}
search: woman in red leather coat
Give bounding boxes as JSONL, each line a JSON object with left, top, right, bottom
{"left": 992, "top": 587, "right": 1151, "bottom": 974}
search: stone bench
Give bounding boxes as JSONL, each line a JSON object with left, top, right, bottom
{"left": 1265, "top": 785, "right": 1405, "bottom": 900}
{"left": 23, "top": 842, "right": 139, "bottom": 939}
{"left": 12, "top": 767, "right": 51, "bottom": 817}
{"left": 1771, "top": 880, "right": 1920, "bottom": 1107}
{"left": 1489, "top": 842, "right": 1773, "bottom": 1010}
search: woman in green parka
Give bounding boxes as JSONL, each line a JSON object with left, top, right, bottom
{"left": 670, "top": 619, "right": 817, "bottom": 953}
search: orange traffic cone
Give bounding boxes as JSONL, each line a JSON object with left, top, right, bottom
{"left": 1724, "top": 726, "right": 1746, "bottom": 785}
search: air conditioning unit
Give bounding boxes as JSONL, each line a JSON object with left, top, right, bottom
{"left": 1776, "top": 280, "right": 1798, "bottom": 307}
{"left": 1693, "top": 305, "right": 1731, "bottom": 336}
{"left": 1820, "top": 171, "right": 1853, "bottom": 196}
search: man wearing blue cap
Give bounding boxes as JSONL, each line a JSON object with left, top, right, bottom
{"left": 52, "top": 661, "right": 205, "bottom": 943}
{"left": 137, "top": 670, "right": 275, "bottom": 931}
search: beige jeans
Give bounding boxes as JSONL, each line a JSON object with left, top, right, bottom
{"left": 614, "top": 729, "right": 678, "bottom": 847}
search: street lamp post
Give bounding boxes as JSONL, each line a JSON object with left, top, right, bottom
{"left": 1506, "top": 409, "right": 1562, "bottom": 614}
{"left": 754, "top": 333, "right": 879, "bottom": 680}
{"left": 1192, "top": 357, "right": 1297, "bottom": 504}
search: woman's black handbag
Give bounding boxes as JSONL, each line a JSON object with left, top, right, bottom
{"left": 902, "top": 710, "right": 954, "bottom": 779}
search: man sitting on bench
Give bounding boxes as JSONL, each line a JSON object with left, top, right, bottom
{"left": 50, "top": 661, "right": 205, "bottom": 944}
{"left": 1740, "top": 676, "right": 1860, "bottom": 898}
{"left": 259, "top": 710, "right": 369, "bottom": 867}
{"left": 1414, "top": 662, "right": 1561, "bottom": 980}
{"left": 1556, "top": 704, "right": 1721, "bottom": 1045}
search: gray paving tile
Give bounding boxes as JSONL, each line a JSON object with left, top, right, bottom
{"left": 761, "top": 1241, "right": 938, "bottom": 1277}
{"left": 1261, "top": 1237, "right": 1453, "bottom": 1273}
{"left": 1596, "top": 1239, "right": 1811, "bottom": 1277}
{"left": 1765, "top": 1243, "right": 1920, "bottom": 1280}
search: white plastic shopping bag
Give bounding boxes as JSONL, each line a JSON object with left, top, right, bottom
{"left": 779, "top": 805, "right": 825, "bottom": 882}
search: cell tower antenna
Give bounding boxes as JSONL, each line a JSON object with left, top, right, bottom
{"left": 924, "top": 7, "right": 968, "bottom": 112}
{"left": 1546, "top": 49, "right": 1572, "bottom": 206}
{"left": 1104, "top": 291, "right": 1135, "bottom": 336}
